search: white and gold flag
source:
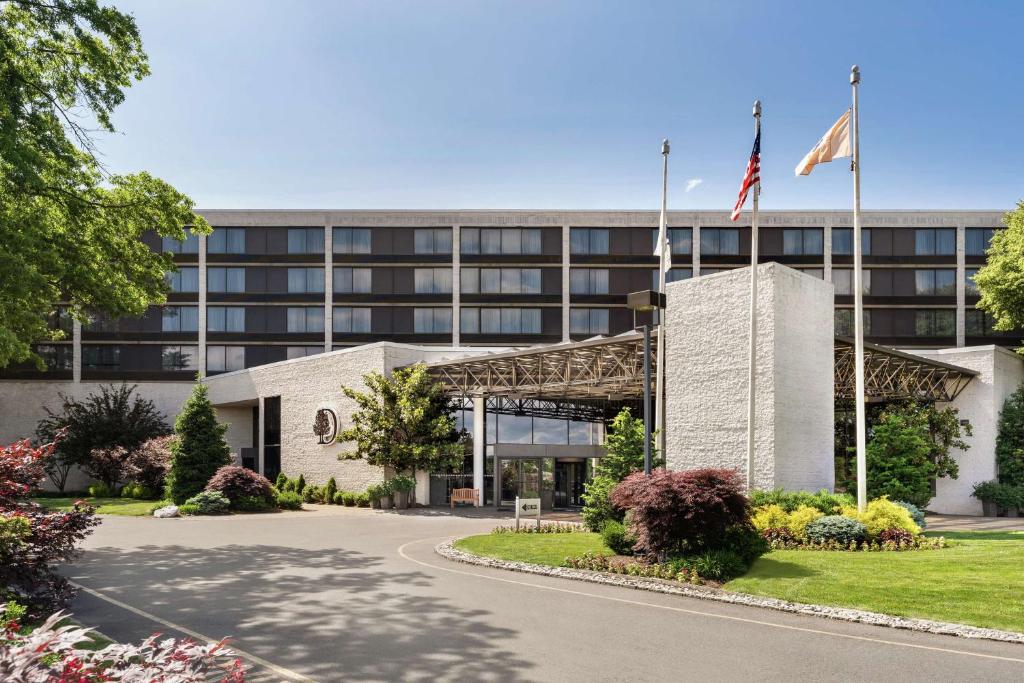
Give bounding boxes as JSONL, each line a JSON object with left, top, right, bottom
{"left": 794, "top": 110, "right": 851, "bottom": 176}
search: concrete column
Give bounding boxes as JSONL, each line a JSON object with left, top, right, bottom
{"left": 823, "top": 216, "right": 833, "bottom": 283}
{"left": 324, "top": 219, "right": 333, "bottom": 352}
{"left": 198, "top": 233, "right": 207, "bottom": 377}
{"left": 561, "top": 224, "right": 571, "bottom": 342}
{"left": 452, "top": 225, "right": 460, "bottom": 346}
{"left": 956, "top": 218, "right": 966, "bottom": 347}
{"left": 472, "top": 394, "right": 485, "bottom": 501}
{"left": 692, "top": 217, "right": 701, "bottom": 276}
{"left": 257, "top": 395, "right": 266, "bottom": 476}
{"left": 72, "top": 319, "right": 82, "bottom": 383}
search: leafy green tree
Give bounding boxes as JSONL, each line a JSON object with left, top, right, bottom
{"left": 338, "top": 364, "right": 462, "bottom": 475}
{"left": 165, "top": 384, "right": 231, "bottom": 504}
{"left": 866, "top": 402, "right": 971, "bottom": 508}
{"left": 35, "top": 383, "right": 170, "bottom": 491}
{"left": 975, "top": 200, "right": 1024, "bottom": 344}
{"left": 0, "top": 0, "right": 209, "bottom": 369}
{"left": 581, "top": 408, "right": 658, "bottom": 531}
{"left": 995, "top": 382, "right": 1024, "bottom": 486}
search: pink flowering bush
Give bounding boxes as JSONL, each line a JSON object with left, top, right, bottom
{"left": 0, "top": 607, "right": 245, "bottom": 682}
{"left": 1, "top": 436, "right": 99, "bottom": 615}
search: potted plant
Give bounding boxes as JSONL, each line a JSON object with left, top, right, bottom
{"left": 390, "top": 474, "right": 415, "bottom": 510}
{"left": 972, "top": 480, "right": 1000, "bottom": 517}
{"left": 377, "top": 480, "right": 394, "bottom": 510}
{"left": 995, "top": 484, "right": 1021, "bottom": 518}
{"left": 366, "top": 484, "right": 382, "bottom": 509}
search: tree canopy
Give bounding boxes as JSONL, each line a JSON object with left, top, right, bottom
{"left": 0, "top": 0, "right": 209, "bottom": 368}
{"left": 975, "top": 200, "right": 1024, "bottom": 345}
{"left": 337, "top": 364, "right": 463, "bottom": 475}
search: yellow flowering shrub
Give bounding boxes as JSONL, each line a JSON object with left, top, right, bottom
{"left": 784, "top": 505, "right": 824, "bottom": 539}
{"left": 841, "top": 498, "right": 921, "bottom": 537}
{"left": 751, "top": 504, "right": 789, "bottom": 531}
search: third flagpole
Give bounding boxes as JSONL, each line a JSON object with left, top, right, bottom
{"left": 851, "top": 65, "right": 868, "bottom": 512}
{"left": 655, "top": 139, "right": 670, "bottom": 464}
{"left": 746, "top": 101, "right": 761, "bottom": 491}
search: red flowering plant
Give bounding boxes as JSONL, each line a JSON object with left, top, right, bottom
{"left": 1, "top": 433, "right": 99, "bottom": 616}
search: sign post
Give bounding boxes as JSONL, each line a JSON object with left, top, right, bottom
{"left": 515, "top": 496, "right": 541, "bottom": 531}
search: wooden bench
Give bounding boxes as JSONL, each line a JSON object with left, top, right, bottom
{"left": 450, "top": 488, "right": 480, "bottom": 509}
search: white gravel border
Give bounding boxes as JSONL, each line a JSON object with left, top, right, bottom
{"left": 437, "top": 540, "right": 1024, "bottom": 645}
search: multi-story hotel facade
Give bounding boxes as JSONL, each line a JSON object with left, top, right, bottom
{"left": 0, "top": 209, "right": 1010, "bottom": 385}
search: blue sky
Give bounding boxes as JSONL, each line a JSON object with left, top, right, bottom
{"left": 103, "top": 0, "right": 1022, "bottom": 210}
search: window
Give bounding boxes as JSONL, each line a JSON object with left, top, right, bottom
{"left": 161, "top": 345, "right": 199, "bottom": 371}
{"left": 699, "top": 267, "right": 731, "bottom": 276}
{"left": 207, "top": 345, "right": 245, "bottom": 372}
{"left": 832, "top": 228, "right": 871, "bottom": 256}
{"left": 966, "top": 268, "right": 979, "bottom": 296}
{"left": 36, "top": 344, "right": 72, "bottom": 370}
{"left": 799, "top": 268, "right": 824, "bottom": 279}
{"left": 569, "top": 268, "right": 609, "bottom": 295}
{"left": 208, "top": 267, "right": 245, "bottom": 293}
{"left": 286, "top": 307, "right": 325, "bottom": 333}
{"left": 832, "top": 269, "right": 871, "bottom": 296}
{"left": 287, "top": 267, "right": 324, "bottom": 293}
{"left": 461, "top": 228, "right": 542, "bottom": 255}
{"left": 915, "top": 228, "right": 956, "bottom": 255}
{"left": 461, "top": 268, "right": 541, "bottom": 294}
{"left": 83, "top": 314, "right": 118, "bottom": 333}
{"left": 966, "top": 228, "right": 999, "bottom": 256}
{"left": 570, "top": 308, "right": 609, "bottom": 335}
{"left": 162, "top": 230, "right": 199, "bottom": 254}
{"left": 914, "top": 309, "right": 955, "bottom": 336}
{"left": 700, "top": 228, "right": 740, "bottom": 255}
{"left": 652, "top": 268, "right": 693, "bottom": 290}
{"left": 167, "top": 267, "right": 199, "bottom": 293}
{"left": 835, "top": 309, "right": 871, "bottom": 337}
{"left": 287, "top": 346, "right": 323, "bottom": 360}
{"left": 783, "top": 229, "right": 824, "bottom": 255}
{"left": 332, "top": 307, "right": 371, "bottom": 333}
{"left": 161, "top": 306, "right": 199, "bottom": 332}
{"left": 414, "top": 228, "right": 452, "bottom": 254}
{"left": 207, "top": 306, "right": 245, "bottom": 332}
{"left": 333, "top": 267, "right": 372, "bottom": 294}
{"left": 207, "top": 228, "right": 245, "bottom": 254}
{"left": 47, "top": 307, "right": 73, "bottom": 335}
{"left": 915, "top": 269, "right": 956, "bottom": 296}
{"left": 570, "top": 228, "right": 609, "bottom": 255}
{"left": 287, "top": 228, "right": 324, "bottom": 254}
{"left": 332, "top": 228, "right": 371, "bottom": 254}
{"left": 414, "top": 268, "right": 453, "bottom": 294}
{"left": 460, "top": 308, "right": 542, "bottom": 334}
{"left": 82, "top": 345, "right": 120, "bottom": 370}
{"left": 652, "top": 228, "right": 693, "bottom": 255}
{"left": 414, "top": 308, "right": 453, "bottom": 333}
{"left": 966, "top": 310, "right": 1011, "bottom": 336}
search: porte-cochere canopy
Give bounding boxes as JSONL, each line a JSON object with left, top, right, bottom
{"left": 424, "top": 332, "right": 977, "bottom": 410}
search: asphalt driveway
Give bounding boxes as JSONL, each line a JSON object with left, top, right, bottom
{"left": 66, "top": 508, "right": 1024, "bottom": 682}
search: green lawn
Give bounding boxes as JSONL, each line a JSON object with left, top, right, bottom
{"left": 454, "top": 532, "right": 609, "bottom": 566}
{"left": 32, "top": 496, "right": 156, "bottom": 516}
{"left": 726, "top": 531, "right": 1024, "bottom": 632}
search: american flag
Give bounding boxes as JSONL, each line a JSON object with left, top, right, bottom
{"left": 730, "top": 127, "right": 761, "bottom": 221}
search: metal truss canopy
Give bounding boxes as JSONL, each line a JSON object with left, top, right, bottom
{"left": 834, "top": 337, "right": 977, "bottom": 403}
{"left": 425, "top": 333, "right": 978, "bottom": 416}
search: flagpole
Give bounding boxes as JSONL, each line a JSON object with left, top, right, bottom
{"left": 850, "top": 65, "right": 867, "bottom": 513}
{"left": 746, "top": 101, "right": 761, "bottom": 492}
{"left": 655, "top": 139, "right": 670, "bottom": 464}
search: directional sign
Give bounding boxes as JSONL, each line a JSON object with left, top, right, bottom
{"left": 515, "top": 496, "right": 541, "bottom": 530}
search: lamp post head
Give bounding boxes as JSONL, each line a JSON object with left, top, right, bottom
{"left": 851, "top": 65, "right": 861, "bottom": 84}
{"left": 753, "top": 100, "right": 761, "bottom": 118}
{"left": 661, "top": 139, "right": 670, "bottom": 156}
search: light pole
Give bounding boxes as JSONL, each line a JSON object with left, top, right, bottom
{"left": 628, "top": 289, "right": 665, "bottom": 475}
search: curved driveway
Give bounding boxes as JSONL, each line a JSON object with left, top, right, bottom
{"left": 67, "top": 508, "right": 1024, "bottom": 682}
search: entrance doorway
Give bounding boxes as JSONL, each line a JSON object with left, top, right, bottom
{"left": 554, "top": 459, "right": 586, "bottom": 508}
{"left": 498, "top": 458, "right": 541, "bottom": 507}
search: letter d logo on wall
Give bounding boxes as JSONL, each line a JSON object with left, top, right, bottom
{"left": 313, "top": 408, "right": 338, "bottom": 445}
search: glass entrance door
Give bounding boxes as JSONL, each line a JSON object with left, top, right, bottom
{"left": 554, "top": 460, "right": 586, "bottom": 508}
{"left": 499, "top": 458, "right": 541, "bottom": 507}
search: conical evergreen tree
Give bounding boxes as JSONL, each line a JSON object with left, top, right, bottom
{"left": 996, "top": 382, "right": 1024, "bottom": 487}
{"left": 166, "top": 383, "right": 231, "bottom": 503}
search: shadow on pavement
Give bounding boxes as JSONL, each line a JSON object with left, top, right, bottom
{"left": 69, "top": 544, "right": 534, "bottom": 682}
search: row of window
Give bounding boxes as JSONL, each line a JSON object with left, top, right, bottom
{"left": 833, "top": 308, "right": 1007, "bottom": 337}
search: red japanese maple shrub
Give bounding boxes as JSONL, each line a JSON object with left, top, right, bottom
{"left": 205, "top": 466, "right": 275, "bottom": 506}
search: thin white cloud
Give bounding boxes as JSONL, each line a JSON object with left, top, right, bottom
{"left": 685, "top": 178, "right": 703, "bottom": 193}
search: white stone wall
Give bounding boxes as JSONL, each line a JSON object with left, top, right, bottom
{"left": 663, "top": 263, "right": 834, "bottom": 491}
{"left": 910, "top": 346, "right": 1024, "bottom": 515}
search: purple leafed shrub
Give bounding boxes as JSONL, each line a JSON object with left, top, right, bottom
{"left": 124, "top": 435, "right": 175, "bottom": 493}
{"left": 610, "top": 468, "right": 751, "bottom": 559}
{"left": 205, "top": 466, "right": 275, "bottom": 506}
